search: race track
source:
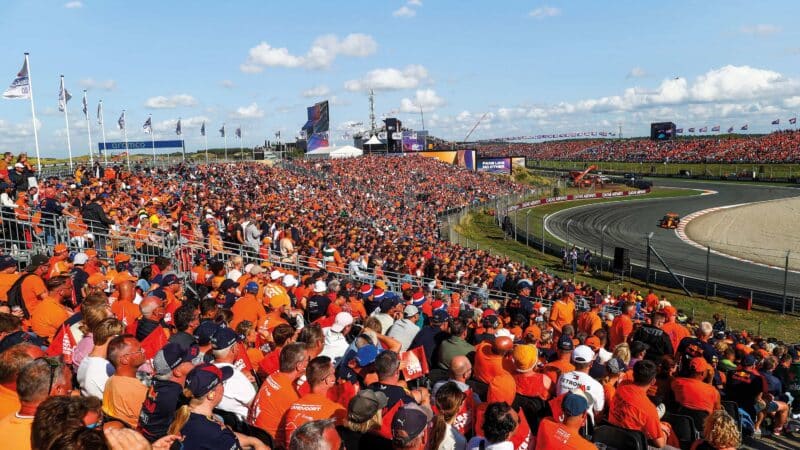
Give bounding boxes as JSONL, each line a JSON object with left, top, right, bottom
{"left": 544, "top": 179, "right": 800, "bottom": 305}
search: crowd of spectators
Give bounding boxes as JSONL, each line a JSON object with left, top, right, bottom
{"left": 0, "top": 152, "right": 796, "bottom": 449}
{"left": 475, "top": 130, "right": 800, "bottom": 164}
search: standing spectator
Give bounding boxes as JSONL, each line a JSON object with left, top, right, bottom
{"left": 609, "top": 302, "right": 635, "bottom": 349}
{"left": 81, "top": 197, "right": 114, "bottom": 257}
{"left": 102, "top": 334, "right": 148, "bottom": 428}
{"left": 631, "top": 311, "right": 674, "bottom": 361}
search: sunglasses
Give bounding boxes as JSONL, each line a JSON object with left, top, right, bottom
{"left": 35, "top": 357, "right": 62, "bottom": 394}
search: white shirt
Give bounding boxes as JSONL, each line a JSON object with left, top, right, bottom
{"left": 319, "top": 328, "right": 349, "bottom": 366}
{"left": 78, "top": 355, "right": 114, "bottom": 399}
{"left": 597, "top": 347, "right": 613, "bottom": 364}
{"left": 556, "top": 370, "right": 605, "bottom": 414}
{"left": 214, "top": 362, "right": 256, "bottom": 420}
{"left": 228, "top": 269, "right": 243, "bottom": 282}
{"left": 466, "top": 437, "right": 513, "bottom": 450}
{"left": 437, "top": 423, "right": 466, "bottom": 450}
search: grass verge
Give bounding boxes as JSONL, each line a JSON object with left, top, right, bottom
{"left": 532, "top": 160, "right": 800, "bottom": 180}
{"left": 454, "top": 209, "right": 800, "bottom": 341}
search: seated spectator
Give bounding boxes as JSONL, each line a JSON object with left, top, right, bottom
{"left": 608, "top": 359, "right": 674, "bottom": 448}
{"left": 690, "top": 410, "right": 740, "bottom": 450}
{"left": 211, "top": 327, "right": 256, "bottom": 421}
{"left": 466, "top": 402, "right": 518, "bottom": 450}
{"left": 138, "top": 343, "right": 197, "bottom": 442}
{"left": 102, "top": 334, "right": 147, "bottom": 428}
{"left": 392, "top": 403, "right": 434, "bottom": 450}
{"left": 0, "top": 342, "right": 43, "bottom": 418}
{"left": 429, "top": 382, "right": 467, "bottom": 450}
{"left": 671, "top": 357, "right": 720, "bottom": 415}
{"left": 283, "top": 356, "right": 347, "bottom": 447}
{"left": 535, "top": 392, "right": 595, "bottom": 449}
{"left": 77, "top": 317, "right": 124, "bottom": 398}
{"left": 337, "top": 389, "right": 391, "bottom": 449}
{"left": 290, "top": 418, "right": 342, "bottom": 450}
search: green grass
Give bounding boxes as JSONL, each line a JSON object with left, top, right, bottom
{"left": 508, "top": 187, "right": 701, "bottom": 246}
{"left": 453, "top": 210, "right": 800, "bottom": 341}
{"left": 531, "top": 160, "right": 800, "bottom": 180}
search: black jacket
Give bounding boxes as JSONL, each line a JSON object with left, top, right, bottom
{"left": 82, "top": 201, "right": 113, "bottom": 231}
{"left": 632, "top": 324, "right": 674, "bottom": 360}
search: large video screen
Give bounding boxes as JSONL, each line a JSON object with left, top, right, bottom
{"left": 476, "top": 157, "right": 511, "bottom": 174}
{"left": 402, "top": 130, "right": 427, "bottom": 152}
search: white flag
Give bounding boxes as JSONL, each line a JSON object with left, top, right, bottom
{"left": 143, "top": 117, "right": 152, "bottom": 134}
{"left": 58, "top": 77, "right": 72, "bottom": 112}
{"left": 3, "top": 57, "right": 30, "bottom": 99}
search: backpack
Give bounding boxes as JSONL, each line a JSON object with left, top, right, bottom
{"left": 7, "top": 272, "right": 36, "bottom": 319}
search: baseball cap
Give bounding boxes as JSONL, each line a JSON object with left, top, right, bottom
{"left": 348, "top": 390, "right": 388, "bottom": 423}
{"left": 689, "top": 357, "right": 711, "bottom": 374}
{"left": 87, "top": 273, "right": 107, "bottom": 288}
{"left": 584, "top": 336, "right": 601, "bottom": 351}
{"left": 572, "top": 345, "right": 595, "bottom": 364}
{"left": 562, "top": 392, "right": 589, "bottom": 417}
{"left": 72, "top": 252, "right": 89, "bottom": 265}
{"left": 184, "top": 363, "right": 234, "bottom": 398}
{"left": 313, "top": 280, "right": 327, "bottom": 293}
{"left": 193, "top": 321, "right": 219, "bottom": 346}
{"left": 0, "top": 255, "right": 17, "bottom": 270}
{"left": 219, "top": 279, "right": 237, "bottom": 291}
{"left": 404, "top": 305, "right": 419, "bottom": 318}
{"left": 245, "top": 281, "right": 259, "bottom": 293}
{"left": 331, "top": 312, "right": 354, "bottom": 333}
{"left": 742, "top": 354, "right": 757, "bottom": 367}
{"left": 513, "top": 344, "right": 538, "bottom": 372}
{"left": 431, "top": 309, "right": 449, "bottom": 324}
{"left": 211, "top": 327, "right": 238, "bottom": 350}
{"left": 557, "top": 335, "right": 574, "bottom": 351}
{"left": 114, "top": 253, "right": 131, "bottom": 264}
{"left": 282, "top": 274, "right": 299, "bottom": 288}
{"left": 391, "top": 403, "right": 433, "bottom": 446}
{"left": 355, "top": 344, "right": 381, "bottom": 367}
{"left": 53, "top": 243, "right": 68, "bottom": 253}
{"left": 359, "top": 284, "right": 373, "bottom": 298}
{"left": 663, "top": 306, "right": 677, "bottom": 317}
{"left": 153, "top": 343, "right": 199, "bottom": 376}
{"left": 606, "top": 358, "right": 627, "bottom": 375}
{"left": 373, "top": 287, "right": 385, "bottom": 299}
{"left": 249, "top": 265, "right": 265, "bottom": 275}
{"left": 27, "top": 254, "right": 49, "bottom": 271}
{"left": 161, "top": 274, "right": 180, "bottom": 287}
{"left": 269, "top": 270, "right": 283, "bottom": 281}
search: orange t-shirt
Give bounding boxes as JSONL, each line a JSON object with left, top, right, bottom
{"left": 0, "top": 384, "right": 20, "bottom": 419}
{"left": 30, "top": 296, "right": 70, "bottom": 340}
{"left": 0, "top": 273, "right": 20, "bottom": 302}
{"left": 549, "top": 300, "right": 575, "bottom": 332}
{"left": 645, "top": 293, "right": 659, "bottom": 311}
{"left": 112, "top": 301, "right": 141, "bottom": 328}
{"left": 608, "top": 383, "right": 662, "bottom": 442}
{"left": 282, "top": 392, "right": 346, "bottom": 448}
{"left": 534, "top": 417, "right": 596, "bottom": 450}
{"left": 249, "top": 372, "right": 299, "bottom": 444}
{"left": 231, "top": 294, "right": 267, "bottom": 330}
{"left": 609, "top": 315, "right": 633, "bottom": 349}
{"left": 543, "top": 358, "right": 575, "bottom": 385}
{"left": 671, "top": 377, "right": 720, "bottom": 415}
{"left": 0, "top": 412, "right": 33, "bottom": 450}
{"left": 102, "top": 375, "right": 147, "bottom": 428}
{"left": 662, "top": 322, "right": 690, "bottom": 355}
{"left": 473, "top": 341, "right": 515, "bottom": 384}
{"left": 21, "top": 274, "right": 47, "bottom": 315}
{"left": 576, "top": 311, "right": 602, "bottom": 336}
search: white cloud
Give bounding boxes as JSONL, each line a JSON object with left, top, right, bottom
{"left": 79, "top": 78, "right": 116, "bottom": 91}
{"left": 489, "top": 65, "right": 800, "bottom": 130}
{"left": 232, "top": 103, "right": 264, "bottom": 119}
{"left": 408, "top": 0, "right": 422, "bottom": 5}
{"left": 144, "top": 94, "right": 198, "bottom": 109}
{"left": 393, "top": 6, "right": 416, "bottom": 18}
{"left": 400, "top": 89, "right": 445, "bottom": 113}
{"left": 220, "top": 80, "right": 235, "bottom": 88}
{"left": 241, "top": 33, "right": 377, "bottom": 72}
{"left": 627, "top": 67, "right": 647, "bottom": 78}
{"left": 529, "top": 6, "right": 560, "bottom": 19}
{"left": 740, "top": 24, "right": 781, "bottom": 36}
{"left": 302, "top": 85, "right": 330, "bottom": 98}
{"left": 344, "top": 64, "right": 429, "bottom": 91}
{"left": 64, "top": 1, "right": 83, "bottom": 8}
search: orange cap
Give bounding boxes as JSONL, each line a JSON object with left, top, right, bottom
{"left": 585, "top": 336, "right": 602, "bottom": 351}
{"left": 689, "top": 357, "right": 711, "bottom": 374}
{"left": 54, "top": 243, "right": 68, "bottom": 253}
{"left": 114, "top": 253, "right": 131, "bottom": 264}
{"left": 87, "top": 273, "right": 107, "bottom": 287}
{"left": 113, "top": 271, "right": 137, "bottom": 285}
{"left": 84, "top": 249, "right": 98, "bottom": 258}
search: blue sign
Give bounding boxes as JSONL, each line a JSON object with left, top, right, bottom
{"left": 98, "top": 140, "right": 184, "bottom": 151}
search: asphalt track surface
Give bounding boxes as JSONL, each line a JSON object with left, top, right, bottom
{"left": 544, "top": 179, "right": 800, "bottom": 301}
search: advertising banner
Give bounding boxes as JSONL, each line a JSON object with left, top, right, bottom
{"left": 507, "top": 189, "right": 650, "bottom": 212}
{"left": 402, "top": 130, "right": 427, "bottom": 152}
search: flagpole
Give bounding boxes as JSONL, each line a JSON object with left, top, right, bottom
{"left": 149, "top": 114, "right": 156, "bottom": 164}
{"left": 99, "top": 100, "right": 108, "bottom": 166}
{"left": 25, "top": 53, "right": 42, "bottom": 172}
{"left": 123, "top": 110, "right": 130, "bottom": 170}
{"left": 204, "top": 131, "right": 209, "bottom": 164}
{"left": 60, "top": 76, "right": 74, "bottom": 170}
{"left": 223, "top": 124, "right": 228, "bottom": 161}
{"left": 84, "top": 90, "right": 93, "bottom": 167}
{"left": 239, "top": 127, "right": 244, "bottom": 161}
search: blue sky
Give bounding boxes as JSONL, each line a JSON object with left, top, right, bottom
{"left": 2, "top": 0, "right": 800, "bottom": 157}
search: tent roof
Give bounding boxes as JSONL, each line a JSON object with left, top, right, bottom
{"left": 364, "top": 135, "right": 383, "bottom": 145}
